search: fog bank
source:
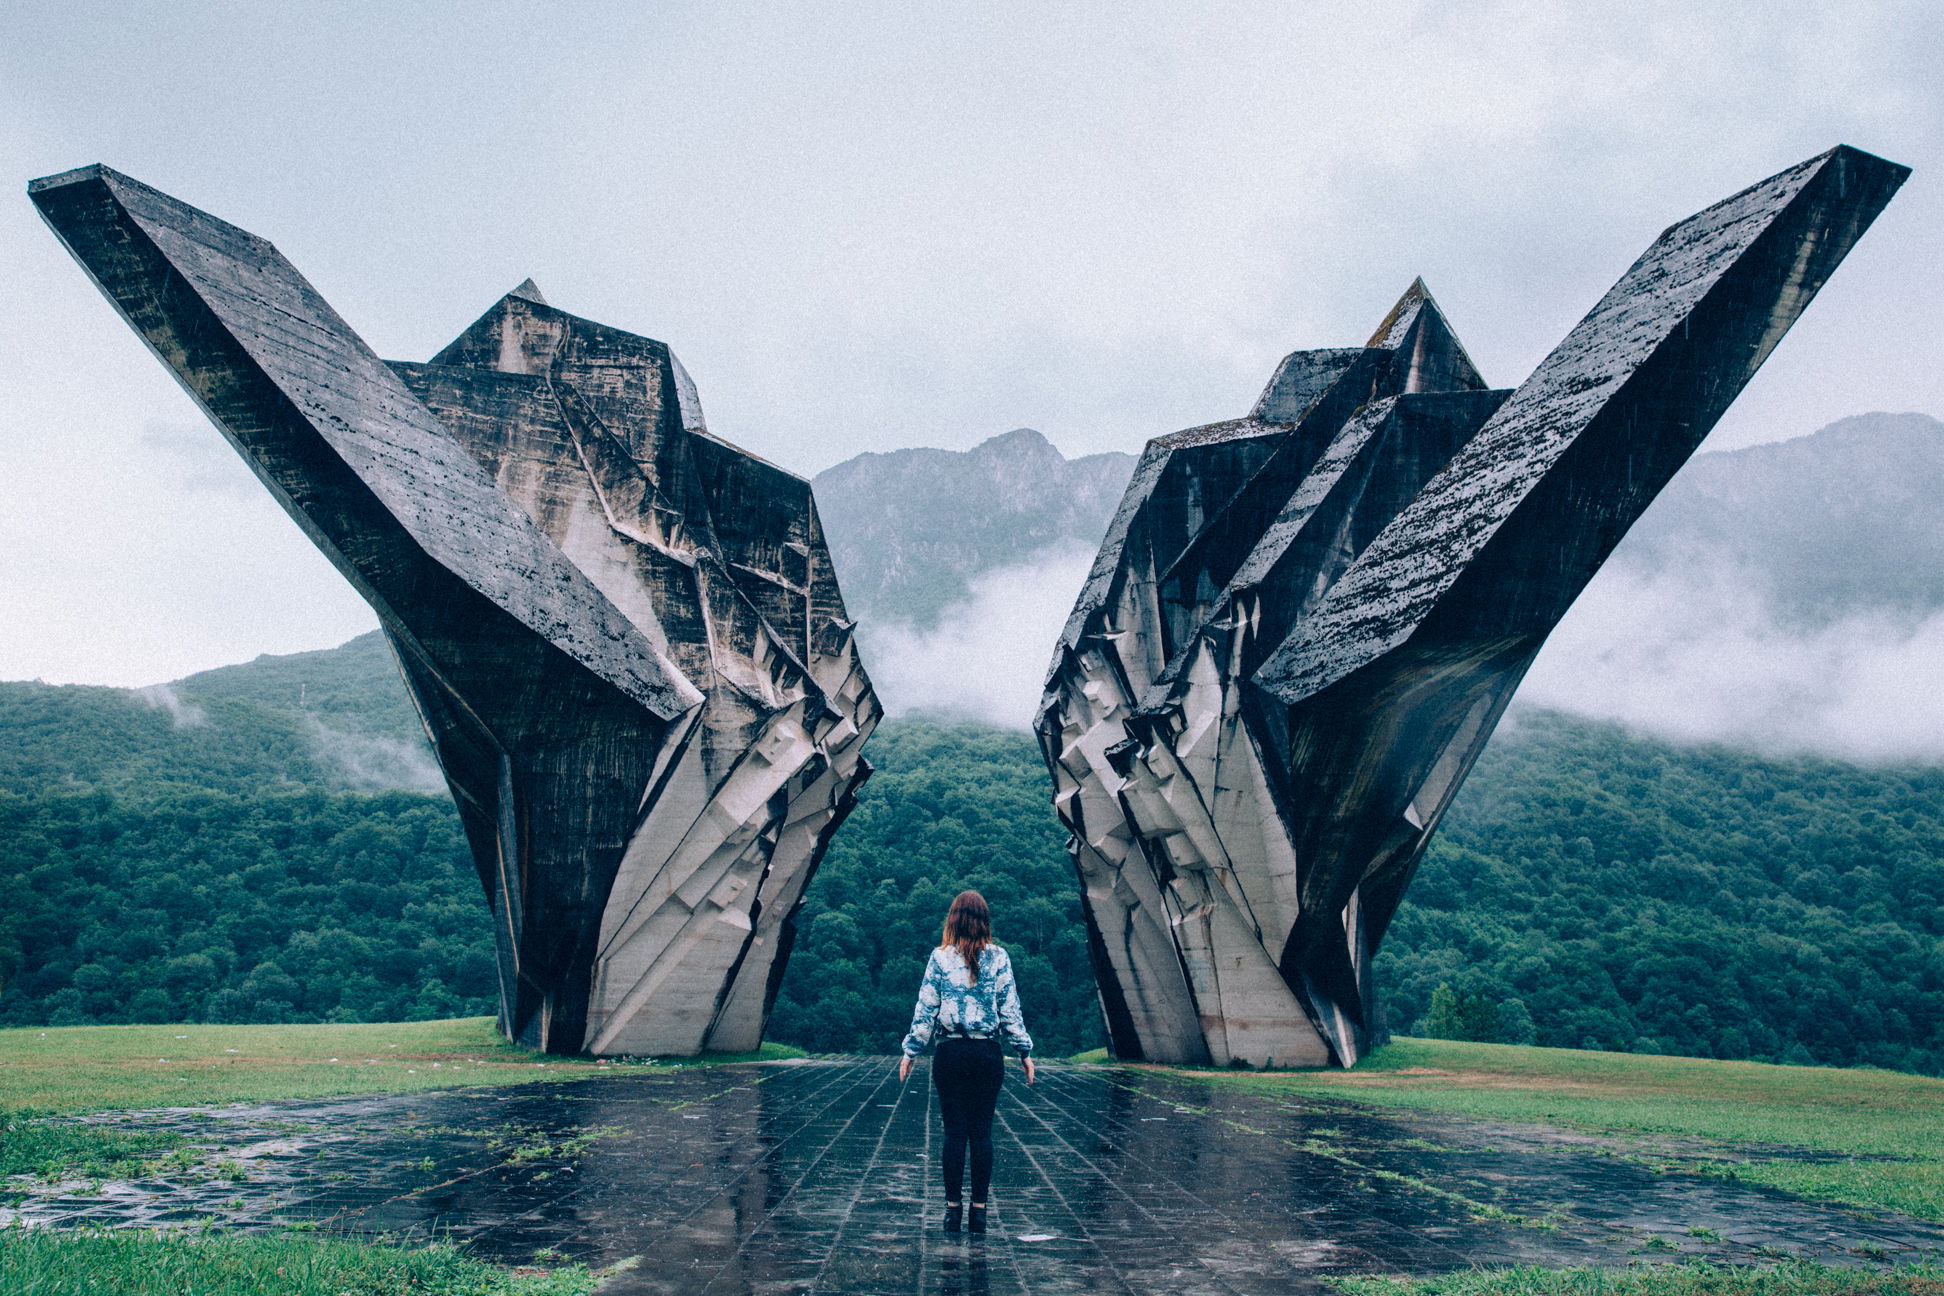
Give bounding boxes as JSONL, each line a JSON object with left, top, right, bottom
{"left": 860, "top": 548, "right": 1944, "bottom": 765}
{"left": 859, "top": 547, "right": 1097, "bottom": 729}
{"left": 1521, "top": 559, "right": 1944, "bottom": 764}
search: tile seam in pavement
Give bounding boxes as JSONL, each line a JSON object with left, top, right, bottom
{"left": 802, "top": 1063, "right": 930, "bottom": 1296}
{"left": 991, "top": 1076, "right": 1172, "bottom": 1295}
{"left": 665, "top": 1062, "right": 911, "bottom": 1292}
{"left": 1016, "top": 1068, "right": 1278, "bottom": 1291}
{"left": 675, "top": 1063, "right": 887, "bottom": 1288}
{"left": 1038, "top": 1069, "right": 1528, "bottom": 1275}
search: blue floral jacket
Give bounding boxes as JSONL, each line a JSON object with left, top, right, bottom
{"left": 900, "top": 944, "right": 1034, "bottom": 1058}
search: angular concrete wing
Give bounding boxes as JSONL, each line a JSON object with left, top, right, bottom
{"left": 1039, "top": 146, "right": 1906, "bottom": 1067}
{"left": 33, "top": 165, "right": 878, "bottom": 1055}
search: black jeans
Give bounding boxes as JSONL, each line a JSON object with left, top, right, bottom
{"left": 932, "top": 1037, "right": 1005, "bottom": 1203}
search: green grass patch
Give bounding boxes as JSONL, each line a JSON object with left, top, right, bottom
{"left": 486, "top": 1125, "right": 622, "bottom": 1164}
{"left": 1140, "top": 1038, "right": 1944, "bottom": 1222}
{"left": 0, "top": 1018, "right": 805, "bottom": 1115}
{"left": 1327, "top": 1259, "right": 1944, "bottom": 1295}
{"left": 0, "top": 1227, "right": 599, "bottom": 1295}
{"left": 0, "top": 1109, "right": 189, "bottom": 1186}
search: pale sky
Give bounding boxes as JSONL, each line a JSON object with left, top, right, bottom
{"left": 2, "top": 0, "right": 1938, "bottom": 686}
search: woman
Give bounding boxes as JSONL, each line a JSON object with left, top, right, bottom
{"left": 899, "top": 889, "right": 1035, "bottom": 1235}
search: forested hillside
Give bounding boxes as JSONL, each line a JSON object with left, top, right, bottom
{"left": 0, "top": 632, "right": 436, "bottom": 799}
{"left": 4, "top": 681, "right": 1940, "bottom": 1071}
{"left": 0, "top": 788, "right": 493, "bottom": 1027}
{"left": 1382, "top": 710, "right": 1944, "bottom": 1072}
{"left": 0, "top": 637, "right": 489, "bottom": 1028}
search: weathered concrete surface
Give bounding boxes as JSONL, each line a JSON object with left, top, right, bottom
{"left": 7, "top": 1060, "right": 1941, "bottom": 1294}
{"left": 1038, "top": 146, "right": 1908, "bottom": 1070}
{"left": 31, "top": 167, "right": 879, "bottom": 1056}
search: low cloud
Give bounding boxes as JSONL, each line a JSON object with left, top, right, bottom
{"left": 306, "top": 718, "right": 447, "bottom": 794}
{"left": 1520, "top": 560, "right": 1944, "bottom": 764}
{"left": 860, "top": 547, "right": 1097, "bottom": 728}
{"left": 132, "top": 682, "right": 207, "bottom": 728}
{"left": 860, "top": 548, "right": 1944, "bottom": 765}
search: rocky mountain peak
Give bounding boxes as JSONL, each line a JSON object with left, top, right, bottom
{"left": 969, "top": 427, "right": 1058, "bottom": 456}
{"left": 812, "top": 429, "right": 1136, "bottom": 629}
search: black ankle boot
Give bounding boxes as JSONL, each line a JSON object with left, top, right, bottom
{"left": 967, "top": 1204, "right": 987, "bottom": 1235}
{"left": 943, "top": 1202, "right": 962, "bottom": 1232}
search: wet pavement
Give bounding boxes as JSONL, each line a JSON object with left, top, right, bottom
{"left": 7, "top": 1058, "right": 1943, "bottom": 1294}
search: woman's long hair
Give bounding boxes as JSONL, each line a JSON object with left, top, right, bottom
{"left": 940, "top": 890, "right": 993, "bottom": 981}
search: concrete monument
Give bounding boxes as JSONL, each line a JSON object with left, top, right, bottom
{"left": 1038, "top": 146, "right": 1907, "bottom": 1067}
{"left": 33, "top": 166, "right": 879, "bottom": 1056}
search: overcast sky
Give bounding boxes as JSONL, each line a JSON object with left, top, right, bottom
{"left": 2, "top": 0, "right": 1938, "bottom": 686}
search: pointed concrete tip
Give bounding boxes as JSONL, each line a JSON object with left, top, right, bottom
{"left": 1365, "top": 279, "right": 1434, "bottom": 349}
{"left": 508, "top": 278, "right": 548, "bottom": 306}
{"left": 28, "top": 163, "right": 112, "bottom": 195}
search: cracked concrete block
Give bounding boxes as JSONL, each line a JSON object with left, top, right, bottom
{"left": 32, "top": 165, "right": 880, "bottom": 1056}
{"left": 1038, "top": 147, "right": 1906, "bottom": 1068}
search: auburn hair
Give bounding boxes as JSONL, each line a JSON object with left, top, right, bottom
{"left": 940, "top": 890, "right": 993, "bottom": 981}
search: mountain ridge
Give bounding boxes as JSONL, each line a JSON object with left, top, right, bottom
{"left": 1618, "top": 411, "right": 1944, "bottom": 625}
{"left": 811, "top": 427, "right": 1135, "bottom": 629}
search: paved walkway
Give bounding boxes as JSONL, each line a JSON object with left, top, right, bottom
{"left": 10, "top": 1059, "right": 1943, "bottom": 1294}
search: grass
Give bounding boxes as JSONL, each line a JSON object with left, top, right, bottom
{"left": 1327, "top": 1259, "right": 1944, "bottom": 1294}
{"left": 0, "top": 1018, "right": 805, "bottom": 1115}
{"left": 1122, "top": 1037, "right": 1944, "bottom": 1222}
{"left": 0, "top": 1227, "right": 600, "bottom": 1295}
{"left": 0, "top": 1111, "right": 188, "bottom": 1182}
